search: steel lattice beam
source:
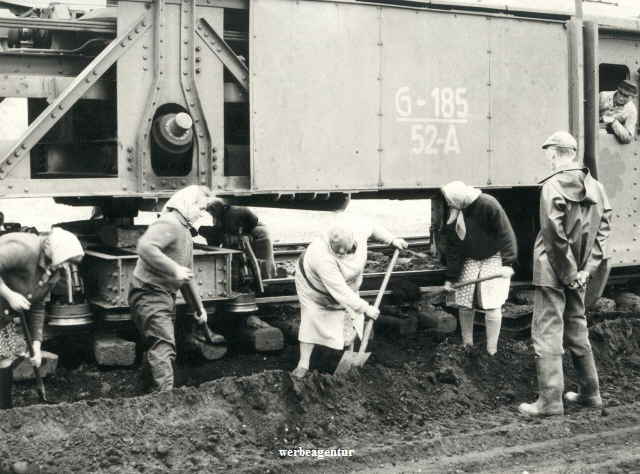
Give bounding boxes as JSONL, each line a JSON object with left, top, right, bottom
{"left": 0, "top": 14, "right": 152, "bottom": 181}
{"left": 196, "top": 17, "right": 249, "bottom": 92}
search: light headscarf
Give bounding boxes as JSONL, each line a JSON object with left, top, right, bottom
{"left": 163, "top": 185, "right": 212, "bottom": 223}
{"left": 48, "top": 228, "right": 84, "bottom": 266}
{"left": 326, "top": 219, "right": 356, "bottom": 256}
{"left": 441, "top": 181, "right": 481, "bottom": 240}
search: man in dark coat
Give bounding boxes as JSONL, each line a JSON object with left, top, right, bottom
{"left": 519, "top": 131, "right": 611, "bottom": 417}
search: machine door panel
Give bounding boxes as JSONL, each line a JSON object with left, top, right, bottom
{"left": 250, "top": 0, "right": 380, "bottom": 191}
{"left": 380, "top": 9, "right": 490, "bottom": 188}
{"left": 597, "top": 35, "right": 640, "bottom": 266}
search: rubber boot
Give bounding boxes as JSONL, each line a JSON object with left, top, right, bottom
{"left": 564, "top": 351, "right": 603, "bottom": 408}
{"left": 484, "top": 309, "right": 502, "bottom": 356}
{"left": 0, "top": 365, "right": 13, "bottom": 409}
{"left": 518, "top": 356, "right": 565, "bottom": 416}
{"left": 459, "top": 309, "right": 475, "bottom": 348}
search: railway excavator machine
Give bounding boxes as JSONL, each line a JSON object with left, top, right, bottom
{"left": 0, "top": 0, "right": 639, "bottom": 360}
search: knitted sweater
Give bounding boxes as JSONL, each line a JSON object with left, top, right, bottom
{"left": 133, "top": 211, "right": 193, "bottom": 293}
{"left": 444, "top": 194, "right": 517, "bottom": 280}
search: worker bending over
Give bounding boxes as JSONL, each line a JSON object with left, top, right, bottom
{"left": 200, "top": 200, "right": 277, "bottom": 279}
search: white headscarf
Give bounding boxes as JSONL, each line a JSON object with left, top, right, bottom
{"left": 48, "top": 228, "right": 84, "bottom": 266}
{"left": 441, "top": 181, "right": 481, "bottom": 240}
{"left": 326, "top": 219, "right": 356, "bottom": 256}
{"left": 163, "top": 185, "right": 212, "bottom": 223}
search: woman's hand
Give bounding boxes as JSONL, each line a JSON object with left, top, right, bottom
{"left": 364, "top": 305, "right": 380, "bottom": 320}
{"left": 500, "top": 266, "right": 515, "bottom": 278}
{"left": 391, "top": 238, "right": 408, "bottom": 250}
{"left": 174, "top": 265, "right": 194, "bottom": 284}
{"left": 443, "top": 281, "right": 454, "bottom": 293}
{"left": 5, "top": 290, "right": 30, "bottom": 312}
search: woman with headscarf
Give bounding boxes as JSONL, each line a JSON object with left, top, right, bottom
{"left": 292, "top": 216, "right": 408, "bottom": 378}
{"left": 129, "top": 185, "right": 212, "bottom": 392}
{"left": 0, "top": 227, "right": 84, "bottom": 409}
{"left": 441, "top": 181, "right": 517, "bottom": 356}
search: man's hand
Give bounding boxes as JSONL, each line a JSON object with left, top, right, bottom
{"left": 443, "top": 281, "right": 454, "bottom": 293}
{"left": 613, "top": 113, "right": 626, "bottom": 123}
{"left": 6, "top": 290, "right": 30, "bottom": 312}
{"left": 569, "top": 270, "right": 589, "bottom": 290}
{"left": 602, "top": 114, "right": 614, "bottom": 124}
{"left": 364, "top": 305, "right": 380, "bottom": 320}
{"left": 500, "top": 266, "right": 515, "bottom": 278}
{"left": 391, "top": 238, "right": 409, "bottom": 250}
{"left": 174, "top": 265, "right": 194, "bottom": 285}
{"left": 30, "top": 341, "right": 42, "bottom": 368}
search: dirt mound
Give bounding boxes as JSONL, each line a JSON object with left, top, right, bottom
{"left": 2, "top": 317, "right": 640, "bottom": 472}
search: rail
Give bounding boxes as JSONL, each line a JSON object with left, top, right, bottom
{"left": 272, "top": 235, "right": 430, "bottom": 260}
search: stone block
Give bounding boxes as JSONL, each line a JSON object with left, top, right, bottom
{"left": 512, "top": 288, "right": 536, "bottom": 305}
{"left": 417, "top": 308, "right": 457, "bottom": 334}
{"left": 269, "top": 313, "right": 300, "bottom": 344}
{"left": 614, "top": 292, "right": 640, "bottom": 312}
{"left": 13, "top": 351, "right": 58, "bottom": 382}
{"left": 376, "top": 313, "right": 418, "bottom": 336}
{"left": 94, "top": 335, "right": 136, "bottom": 367}
{"left": 238, "top": 324, "right": 284, "bottom": 352}
{"left": 184, "top": 333, "right": 227, "bottom": 361}
{"left": 589, "top": 297, "right": 616, "bottom": 313}
{"left": 97, "top": 224, "right": 146, "bottom": 248}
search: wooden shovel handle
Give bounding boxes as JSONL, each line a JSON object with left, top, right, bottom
{"left": 359, "top": 249, "right": 400, "bottom": 354}
{"left": 451, "top": 273, "right": 505, "bottom": 289}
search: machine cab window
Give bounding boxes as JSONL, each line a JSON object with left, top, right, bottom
{"left": 598, "top": 64, "right": 638, "bottom": 143}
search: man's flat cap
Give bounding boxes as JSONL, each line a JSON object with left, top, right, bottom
{"left": 618, "top": 79, "right": 638, "bottom": 97}
{"left": 541, "top": 131, "right": 577, "bottom": 150}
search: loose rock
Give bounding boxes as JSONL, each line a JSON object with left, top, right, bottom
{"left": 614, "top": 292, "right": 640, "bottom": 313}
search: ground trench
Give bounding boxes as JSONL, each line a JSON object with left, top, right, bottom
{"left": 2, "top": 311, "right": 640, "bottom": 473}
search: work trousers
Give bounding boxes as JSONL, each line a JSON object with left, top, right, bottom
{"left": 531, "top": 285, "right": 592, "bottom": 358}
{"left": 129, "top": 279, "right": 176, "bottom": 392}
{"left": 251, "top": 224, "right": 276, "bottom": 279}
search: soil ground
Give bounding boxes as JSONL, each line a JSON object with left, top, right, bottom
{"left": 2, "top": 311, "right": 640, "bottom": 473}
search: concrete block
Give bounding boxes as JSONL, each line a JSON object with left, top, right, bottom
{"left": 13, "top": 351, "right": 58, "bottom": 382}
{"left": 238, "top": 324, "right": 284, "bottom": 352}
{"left": 94, "top": 335, "right": 136, "bottom": 367}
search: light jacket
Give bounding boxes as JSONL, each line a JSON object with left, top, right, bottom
{"left": 533, "top": 168, "right": 612, "bottom": 288}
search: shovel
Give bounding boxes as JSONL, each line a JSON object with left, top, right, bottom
{"left": 18, "top": 310, "right": 51, "bottom": 404}
{"left": 181, "top": 280, "right": 225, "bottom": 345}
{"left": 433, "top": 273, "right": 507, "bottom": 298}
{"left": 335, "top": 248, "right": 400, "bottom": 375}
